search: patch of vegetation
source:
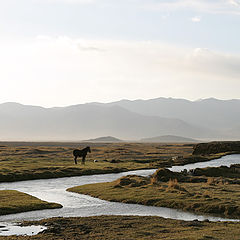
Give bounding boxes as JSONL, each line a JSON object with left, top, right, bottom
{"left": 192, "top": 165, "right": 240, "bottom": 179}
{"left": 0, "top": 190, "right": 62, "bottom": 215}
{"left": 68, "top": 173, "right": 240, "bottom": 218}
{"left": 193, "top": 141, "right": 240, "bottom": 155}
{"left": 0, "top": 142, "right": 233, "bottom": 183}
{"left": 114, "top": 175, "right": 150, "bottom": 188}
{"left": 0, "top": 143, "right": 197, "bottom": 182}
{"left": 151, "top": 168, "right": 185, "bottom": 182}
{"left": 1, "top": 216, "right": 240, "bottom": 240}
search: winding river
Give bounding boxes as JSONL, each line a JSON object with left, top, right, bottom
{"left": 0, "top": 154, "right": 240, "bottom": 236}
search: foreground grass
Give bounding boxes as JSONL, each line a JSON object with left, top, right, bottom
{"left": 0, "top": 142, "right": 198, "bottom": 182}
{"left": 0, "top": 190, "right": 62, "bottom": 215}
{"left": 1, "top": 216, "right": 240, "bottom": 240}
{"left": 68, "top": 175, "right": 240, "bottom": 219}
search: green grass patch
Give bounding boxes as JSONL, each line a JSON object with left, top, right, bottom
{"left": 0, "top": 190, "right": 62, "bottom": 215}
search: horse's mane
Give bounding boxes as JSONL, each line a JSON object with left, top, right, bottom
{"left": 83, "top": 146, "right": 91, "bottom": 152}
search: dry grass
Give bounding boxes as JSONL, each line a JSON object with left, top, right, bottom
{"left": 1, "top": 216, "right": 240, "bottom": 240}
{"left": 68, "top": 175, "right": 240, "bottom": 218}
{"left": 166, "top": 179, "right": 189, "bottom": 193}
{"left": 0, "top": 142, "right": 195, "bottom": 182}
{"left": 207, "top": 177, "right": 215, "bottom": 185}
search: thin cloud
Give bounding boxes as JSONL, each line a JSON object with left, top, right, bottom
{"left": 34, "top": 0, "right": 95, "bottom": 4}
{"left": 36, "top": 35, "right": 105, "bottom": 52}
{"left": 191, "top": 16, "right": 201, "bottom": 22}
{"left": 0, "top": 37, "right": 240, "bottom": 106}
{"left": 229, "top": 0, "right": 240, "bottom": 6}
{"left": 142, "top": 0, "right": 240, "bottom": 15}
{"left": 187, "top": 48, "right": 240, "bottom": 79}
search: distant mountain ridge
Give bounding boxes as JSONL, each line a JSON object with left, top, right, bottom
{"left": 0, "top": 102, "right": 211, "bottom": 141}
{"left": 141, "top": 135, "right": 199, "bottom": 143}
{"left": 90, "top": 97, "right": 240, "bottom": 138}
{"left": 0, "top": 97, "right": 239, "bottom": 141}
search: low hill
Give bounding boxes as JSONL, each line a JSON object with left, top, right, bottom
{"left": 84, "top": 136, "right": 123, "bottom": 142}
{"left": 141, "top": 135, "right": 199, "bottom": 143}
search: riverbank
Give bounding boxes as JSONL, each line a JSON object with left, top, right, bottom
{"left": 0, "top": 190, "right": 62, "bottom": 215}
{"left": 1, "top": 215, "right": 240, "bottom": 240}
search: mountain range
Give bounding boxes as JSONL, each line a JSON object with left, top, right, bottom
{"left": 0, "top": 98, "right": 239, "bottom": 141}
{"left": 141, "top": 135, "right": 199, "bottom": 143}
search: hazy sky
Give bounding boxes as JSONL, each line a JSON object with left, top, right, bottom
{"left": 0, "top": 0, "right": 240, "bottom": 107}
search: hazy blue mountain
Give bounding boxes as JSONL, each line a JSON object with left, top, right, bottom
{"left": 0, "top": 102, "right": 220, "bottom": 141}
{"left": 141, "top": 135, "right": 199, "bottom": 143}
{"left": 92, "top": 98, "right": 240, "bottom": 133}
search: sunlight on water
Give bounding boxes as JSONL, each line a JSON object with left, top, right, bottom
{"left": 169, "top": 154, "right": 240, "bottom": 172}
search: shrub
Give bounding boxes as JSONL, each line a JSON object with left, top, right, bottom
{"left": 166, "top": 179, "right": 188, "bottom": 192}
{"left": 207, "top": 177, "right": 215, "bottom": 185}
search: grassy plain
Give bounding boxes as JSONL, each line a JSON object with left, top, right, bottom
{"left": 1, "top": 216, "right": 240, "bottom": 240}
{"left": 0, "top": 190, "right": 62, "bottom": 215}
{"left": 0, "top": 142, "right": 199, "bottom": 182}
{"left": 0, "top": 142, "right": 194, "bottom": 216}
{"left": 0, "top": 142, "right": 239, "bottom": 239}
{"left": 0, "top": 142, "right": 236, "bottom": 218}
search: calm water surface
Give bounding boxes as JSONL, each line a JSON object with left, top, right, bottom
{"left": 169, "top": 154, "right": 240, "bottom": 172}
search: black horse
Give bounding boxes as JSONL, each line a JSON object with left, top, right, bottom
{"left": 73, "top": 146, "right": 91, "bottom": 164}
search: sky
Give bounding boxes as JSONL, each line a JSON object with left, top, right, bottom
{"left": 0, "top": 0, "right": 240, "bottom": 107}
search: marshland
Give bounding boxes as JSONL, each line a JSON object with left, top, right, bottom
{"left": 2, "top": 0, "right": 240, "bottom": 238}
{"left": 0, "top": 141, "right": 240, "bottom": 239}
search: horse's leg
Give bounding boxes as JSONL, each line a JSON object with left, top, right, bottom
{"left": 82, "top": 155, "right": 86, "bottom": 165}
{"left": 74, "top": 156, "right": 78, "bottom": 164}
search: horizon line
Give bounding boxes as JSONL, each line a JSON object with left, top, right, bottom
{"left": 1, "top": 97, "right": 240, "bottom": 109}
